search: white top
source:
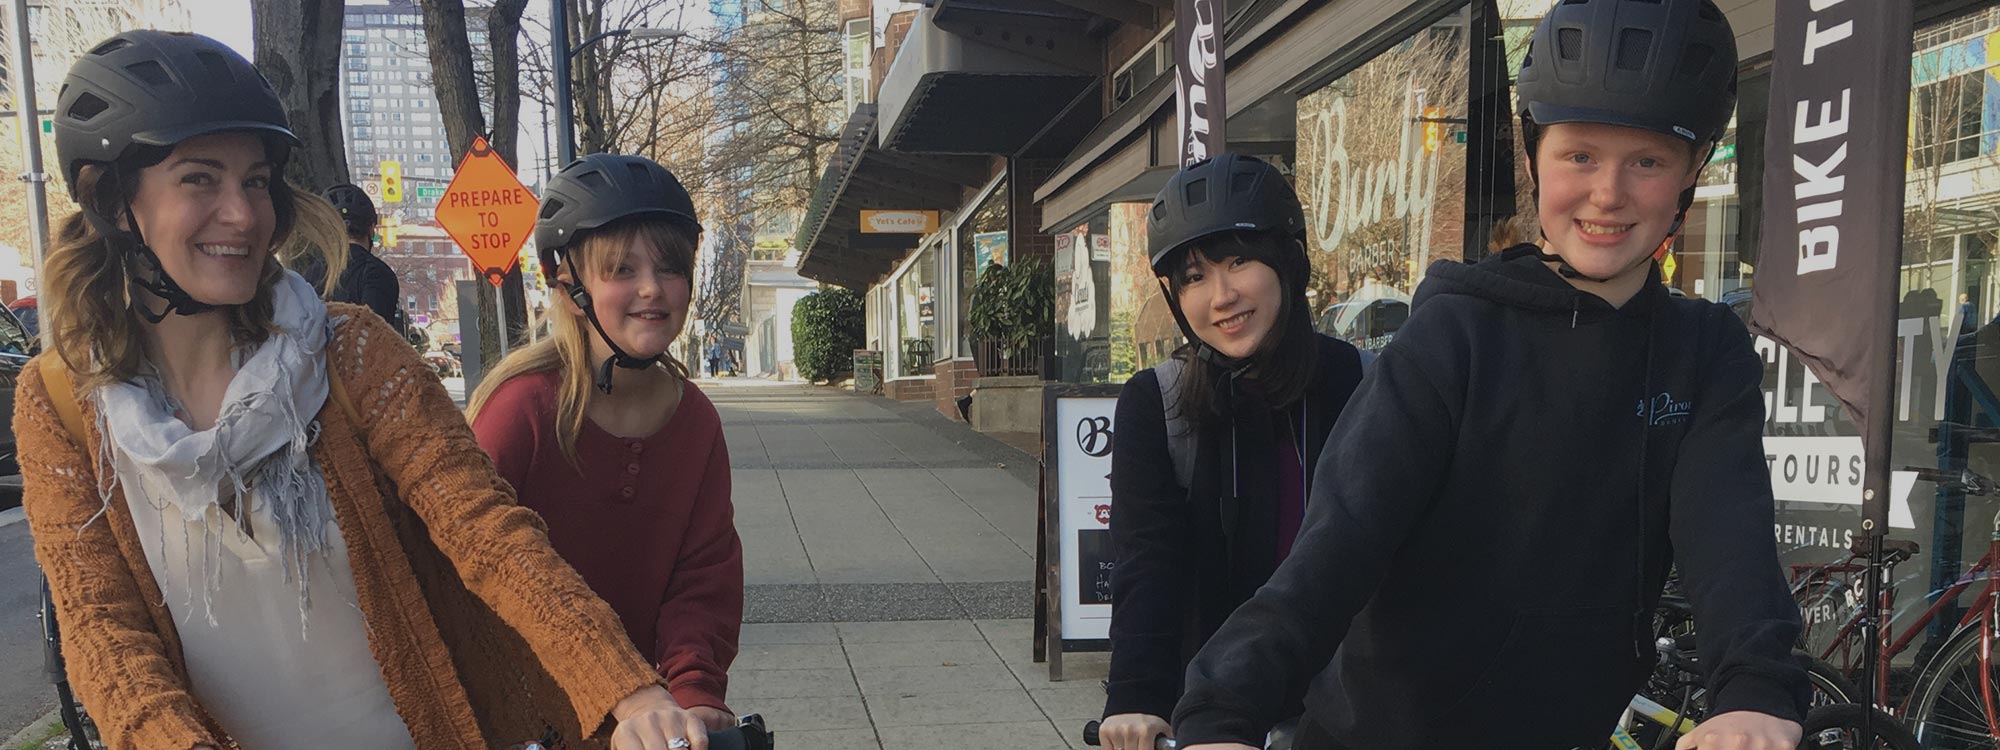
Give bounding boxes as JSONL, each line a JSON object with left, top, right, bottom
{"left": 127, "top": 487, "right": 416, "bottom": 750}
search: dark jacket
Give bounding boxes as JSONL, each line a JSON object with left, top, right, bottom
{"left": 300, "top": 242, "right": 404, "bottom": 333}
{"left": 1104, "top": 333, "right": 1366, "bottom": 719}
{"left": 1173, "top": 246, "right": 1808, "bottom": 748}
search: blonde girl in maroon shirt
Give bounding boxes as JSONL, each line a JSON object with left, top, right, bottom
{"left": 467, "top": 154, "right": 744, "bottom": 731}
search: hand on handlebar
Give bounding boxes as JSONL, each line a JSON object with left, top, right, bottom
{"left": 612, "top": 685, "right": 710, "bottom": 750}
{"left": 1099, "top": 713, "right": 1173, "bottom": 750}
{"left": 687, "top": 706, "right": 737, "bottom": 732}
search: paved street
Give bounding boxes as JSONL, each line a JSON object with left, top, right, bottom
{"left": 3, "top": 378, "right": 1110, "bottom": 748}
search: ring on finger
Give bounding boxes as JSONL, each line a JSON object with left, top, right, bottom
{"left": 668, "top": 738, "right": 691, "bottom": 750}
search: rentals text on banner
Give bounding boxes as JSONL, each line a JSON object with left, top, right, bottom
{"left": 1175, "top": 0, "right": 1226, "bottom": 167}
{"left": 1749, "top": 0, "right": 1912, "bottom": 528}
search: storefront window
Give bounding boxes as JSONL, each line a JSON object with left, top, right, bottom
{"left": 1294, "top": 16, "right": 1473, "bottom": 351}
{"left": 894, "top": 243, "right": 939, "bottom": 376}
{"left": 958, "top": 177, "right": 1009, "bottom": 357}
{"left": 1056, "top": 204, "right": 1154, "bottom": 383}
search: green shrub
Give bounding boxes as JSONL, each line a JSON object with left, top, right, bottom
{"left": 790, "top": 287, "right": 866, "bottom": 382}
{"left": 966, "top": 258, "right": 1053, "bottom": 359}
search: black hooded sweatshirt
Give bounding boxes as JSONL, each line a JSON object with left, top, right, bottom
{"left": 1172, "top": 246, "right": 1807, "bottom": 748}
{"left": 1104, "top": 334, "right": 1366, "bottom": 719}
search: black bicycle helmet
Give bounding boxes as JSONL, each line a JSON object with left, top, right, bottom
{"left": 324, "top": 183, "right": 378, "bottom": 240}
{"left": 1146, "top": 153, "right": 1306, "bottom": 276}
{"left": 534, "top": 153, "right": 703, "bottom": 288}
{"left": 53, "top": 30, "right": 299, "bottom": 322}
{"left": 55, "top": 30, "right": 298, "bottom": 197}
{"left": 1516, "top": 0, "right": 1737, "bottom": 148}
{"left": 533, "top": 153, "right": 703, "bottom": 393}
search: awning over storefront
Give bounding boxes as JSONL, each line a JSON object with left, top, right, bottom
{"left": 876, "top": 1, "right": 1103, "bottom": 155}
{"left": 796, "top": 105, "right": 991, "bottom": 290}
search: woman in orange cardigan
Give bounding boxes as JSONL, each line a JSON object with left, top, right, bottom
{"left": 20, "top": 30, "right": 710, "bottom": 750}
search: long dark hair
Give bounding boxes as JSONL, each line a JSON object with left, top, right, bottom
{"left": 1165, "top": 228, "right": 1318, "bottom": 431}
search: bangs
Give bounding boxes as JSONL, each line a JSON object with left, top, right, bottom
{"left": 573, "top": 215, "right": 698, "bottom": 280}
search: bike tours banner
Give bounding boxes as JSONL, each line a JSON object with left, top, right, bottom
{"left": 1175, "top": 0, "right": 1226, "bottom": 166}
{"left": 1748, "top": 0, "right": 1913, "bottom": 532}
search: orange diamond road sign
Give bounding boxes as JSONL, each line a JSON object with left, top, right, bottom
{"left": 436, "top": 135, "right": 539, "bottom": 286}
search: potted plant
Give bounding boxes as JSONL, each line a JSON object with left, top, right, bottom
{"left": 967, "top": 258, "right": 1053, "bottom": 375}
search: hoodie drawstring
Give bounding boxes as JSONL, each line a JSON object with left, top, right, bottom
{"left": 1572, "top": 297, "right": 1580, "bottom": 329}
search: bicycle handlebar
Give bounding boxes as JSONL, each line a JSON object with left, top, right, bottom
{"left": 510, "top": 714, "right": 773, "bottom": 750}
{"left": 1082, "top": 719, "right": 1179, "bottom": 750}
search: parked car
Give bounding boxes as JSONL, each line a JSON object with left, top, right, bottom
{"left": 1316, "top": 282, "right": 1411, "bottom": 352}
{"left": 10, "top": 296, "right": 38, "bottom": 340}
{"left": 0, "top": 303, "right": 36, "bottom": 509}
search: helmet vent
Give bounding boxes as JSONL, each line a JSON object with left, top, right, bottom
{"left": 626, "top": 161, "right": 651, "bottom": 185}
{"left": 125, "top": 60, "right": 172, "bottom": 87}
{"left": 1675, "top": 43, "right": 1713, "bottom": 81}
{"left": 67, "top": 92, "right": 111, "bottom": 122}
{"left": 1151, "top": 200, "right": 1166, "bottom": 221}
{"left": 540, "top": 199, "right": 565, "bottom": 220}
{"left": 1557, "top": 28, "right": 1584, "bottom": 60}
{"left": 1184, "top": 177, "right": 1209, "bottom": 207}
{"left": 89, "top": 38, "right": 133, "bottom": 56}
{"left": 194, "top": 51, "right": 235, "bottom": 82}
{"left": 1614, "top": 29, "right": 1652, "bottom": 71}
{"left": 577, "top": 170, "right": 610, "bottom": 190}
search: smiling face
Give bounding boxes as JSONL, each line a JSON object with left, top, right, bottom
{"left": 1534, "top": 121, "right": 1702, "bottom": 283}
{"left": 1172, "top": 244, "right": 1285, "bottom": 359}
{"left": 560, "top": 221, "right": 694, "bottom": 360}
{"left": 123, "top": 132, "right": 280, "bottom": 307}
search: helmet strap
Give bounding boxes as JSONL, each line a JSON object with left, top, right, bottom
{"left": 78, "top": 180, "right": 218, "bottom": 323}
{"left": 1157, "top": 277, "right": 1252, "bottom": 376}
{"left": 561, "top": 278, "right": 662, "bottom": 394}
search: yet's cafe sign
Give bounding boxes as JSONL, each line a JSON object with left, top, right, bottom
{"left": 860, "top": 210, "right": 940, "bottom": 234}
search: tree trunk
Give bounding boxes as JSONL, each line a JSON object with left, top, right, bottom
{"left": 417, "top": 0, "right": 502, "bottom": 368}
{"left": 487, "top": 0, "right": 531, "bottom": 344}
{"left": 250, "top": 0, "right": 349, "bottom": 190}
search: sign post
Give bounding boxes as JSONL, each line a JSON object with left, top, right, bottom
{"left": 1040, "top": 384, "right": 1121, "bottom": 680}
{"left": 436, "top": 136, "right": 540, "bottom": 355}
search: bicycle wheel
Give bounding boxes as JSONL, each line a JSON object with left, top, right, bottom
{"left": 1805, "top": 652, "right": 1863, "bottom": 708}
{"left": 1797, "top": 704, "right": 1920, "bottom": 750}
{"left": 1906, "top": 627, "right": 2000, "bottom": 749}
{"left": 1795, "top": 576, "right": 1862, "bottom": 668}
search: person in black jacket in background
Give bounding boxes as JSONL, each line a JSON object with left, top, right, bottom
{"left": 302, "top": 182, "right": 405, "bottom": 333}
{"left": 1097, "top": 153, "right": 1366, "bottom": 750}
{"left": 1172, "top": 1, "right": 1806, "bottom": 749}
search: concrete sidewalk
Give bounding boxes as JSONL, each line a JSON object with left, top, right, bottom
{"left": 704, "top": 379, "right": 1107, "bottom": 750}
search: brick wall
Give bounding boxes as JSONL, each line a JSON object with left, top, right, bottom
{"left": 840, "top": 0, "right": 869, "bottom": 22}
{"left": 873, "top": 10, "right": 919, "bottom": 99}
{"left": 932, "top": 358, "right": 979, "bottom": 421}
{"left": 884, "top": 377, "right": 934, "bottom": 402}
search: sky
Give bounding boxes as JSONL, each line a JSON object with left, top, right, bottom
{"left": 209, "top": 0, "right": 254, "bottom": 60}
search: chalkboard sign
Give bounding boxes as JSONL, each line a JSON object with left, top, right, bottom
{"left": 1038, "top": 384, "right": 1120, "bottom": 680}
{"left": 853, "top": 349, "right": 883, "bottom": 394}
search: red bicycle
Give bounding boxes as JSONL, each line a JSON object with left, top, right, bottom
{"left": 1788, "top": 467, "right": 2000, "bottom": 748}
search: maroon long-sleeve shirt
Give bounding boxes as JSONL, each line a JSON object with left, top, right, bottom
{"left": 472, "top": 370, "right": 743, "bottom": 711}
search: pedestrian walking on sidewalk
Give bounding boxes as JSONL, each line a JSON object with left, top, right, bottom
{"left": 467, "top": 153, "right": 744, "bottom": 733}
{"left": 1168, "top": 2, "right": 1808, "bottom": 748}
{"left": 21, "top": 30, "right": 709, "bottom": 750}
{"left": 1097, "top": 153, "right": 1368, "bottom": 750}
{"left": 290, "top": 182, "right": 406, "bottom": 336}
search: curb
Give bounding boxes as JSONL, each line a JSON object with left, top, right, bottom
{"left": 3, "top": 708, "right": 61, "bottom": 750}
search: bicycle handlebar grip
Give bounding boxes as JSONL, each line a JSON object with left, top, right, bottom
{"left": 1083, "top": 720, "right": 1102, "bottom": 746}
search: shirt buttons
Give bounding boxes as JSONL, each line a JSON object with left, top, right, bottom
{"left": 627, "top": 441, "right": 645, "bottom": 455}
{"left": 626, "top": 463, "right": 641, "bottom": 476}
{"left": 620, "top": 486, "right": 636, "bottom": 499}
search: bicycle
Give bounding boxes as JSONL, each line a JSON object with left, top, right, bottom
{"left": 1784, "top": 466, "right": 2000, "bottom": 747}
{"left": 507, "top": 714, "right": 773, "bottom": 750}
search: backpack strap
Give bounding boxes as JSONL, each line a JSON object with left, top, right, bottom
{"left": 37, "top": 356, "right": 87, "bottom": 447}
{"left": 1153, "top": 358, "right": 1196, "bottom": 491}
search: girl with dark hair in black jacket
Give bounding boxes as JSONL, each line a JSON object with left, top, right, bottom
{"left": 1098, "top": 153, "right": 1366, "bottom": 750}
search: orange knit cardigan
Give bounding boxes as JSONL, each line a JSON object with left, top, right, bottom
{"left": 17, "top": 305, "right": 662, "bottom": 750}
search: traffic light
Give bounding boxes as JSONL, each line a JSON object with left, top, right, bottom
{"left": 380, "top": 160, "right": 404, "bottom": 203}
{"left": 1422, "top": 107, "right": 1443, "bottom": 154}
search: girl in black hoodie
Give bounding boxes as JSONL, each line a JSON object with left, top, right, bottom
{"left": 1173, "top": 1, "right": 1808, "bottom": 749}
{"left": 1098, "top": 153, "right": 1366, "bottom": 750}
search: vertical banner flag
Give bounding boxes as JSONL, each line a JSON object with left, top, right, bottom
{"left": 1175, "top": 0, "right": 1227, "bottom": 167}
{"left": 1749, "top": 0, "right": 1913, "bottom": 529}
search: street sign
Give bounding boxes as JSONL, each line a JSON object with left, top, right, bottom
{"left": 363, "top": 180, "right": 381, "bottom": 197}
{"left": 859, "top": 210, "right": 939, "bottom": 234}
{"left": 415, "top": 185, "right": 445, "bottom": 199}
{"left": 435, "top": 135, "right": 538, "bottom": 286}
{"left": 380, "top": 160, "right": 404, "bottom": 203}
